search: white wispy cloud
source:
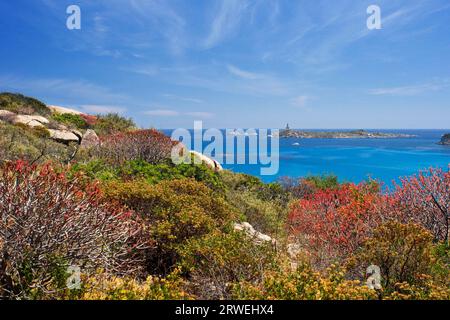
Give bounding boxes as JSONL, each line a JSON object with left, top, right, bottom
{"left": 0, "top": 75, "right": 128, "bottom": 103}
{"left": 258, "top": 0, "right": 450, "bottom": 74}
{"left": 144, "top": 109, "right": 214, "bottom": 119}
{"left": 128, "top": 0, "right": 187, "bottom": 54}
{"left": 185, "top": 112, "right": 214, "bottom": 119}
{"left": 39, "top": 0, "right": 187, "bottom": 57}
{"left": 368, "top": 80, "right": 449, "bottom": 96}
{"left": 227, "top": 65, "right": 263, "bottom": 80}
{"left": 123, "top": 65, "right": 160, "bottom": 77}
{"left": 204, "top": 0, "right": 250, "bottom": 49}
{"left": 80, "top": 105, "right": 126, "bottom": 114}
{"left": 290, "top": 95, "right": 311, "bottom": 109}
{"left": 125, "top": 63, "right": 291, "bottom": 96}
{"left": 144, "top": 109, "right": 180, "bottom": 117}
{"left": 162, "top": 93, "right": 204, "bottom": 104}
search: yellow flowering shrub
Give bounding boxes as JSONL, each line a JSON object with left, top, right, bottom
{"left": 354, "top": 222, "right": 438, "bottom": 291}
{"left": 77, "top": 269, "right": 192, "bottom": 300}
{"left": 383, "top": 278, "right": 450, "bottom": 300}
{"left": 102, "top": 179, "right": 237, "bottom": 274}
{"left": 232, "top": 263, "right": 377, "bottom": 300}
{"left": 179, "top": 230, "right": 277, "bottom": 299}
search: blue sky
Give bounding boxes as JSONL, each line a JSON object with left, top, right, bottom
{"left": 0, "top": 0, "right": 449, "bottom": 129}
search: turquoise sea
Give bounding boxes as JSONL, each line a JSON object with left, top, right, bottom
{"left": 165, "top": 129, "right": 450, "bottom": 189}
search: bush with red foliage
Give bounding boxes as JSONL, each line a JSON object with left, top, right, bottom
{"left": 287, "top": 167, "right": 450, "bottom": 268}
{"left": 288, "top": 182, "right": 390, "bottom": 265}
{"left": 0, "top": 161, "right": 145, "bottom": 298}
{"left": 79, "top": 113, "right": 98, "bottom": 126}
{"left": 392, "top": 167, "right": 450, "bottom": 243}
{"left": 95, "top": 129, "right": 177, "bottom": 165}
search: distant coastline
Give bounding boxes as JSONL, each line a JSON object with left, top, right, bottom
{"left": 279, "top": 127, "right": 416, "bottom": 139}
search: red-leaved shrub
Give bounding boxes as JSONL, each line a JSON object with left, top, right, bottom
{"left": 80, "top": 113, "right": 98, "bottom": 126}
{"left": 95, "top": 129, "right": 177, "bottom": 165}
{"left": 0, "top": 161, "right": 145, "bottom": 298}
{"left": 288, "top": 167, "right": 450, "bottom": 268}
{"left": 288, "top": 183, "right": 390, "bottom": 265}
{"left": 392, "top": 167, "right": 450, "bottom": 243}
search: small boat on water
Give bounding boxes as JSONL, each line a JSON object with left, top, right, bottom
{"left": 292, "top": 142, "right": 300, "bottom": 146}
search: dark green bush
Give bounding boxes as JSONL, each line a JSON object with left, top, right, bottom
{"left": 71, "top": 159, "right": 225, "bottom": 191}
{"left": 180, "top": 230, "right": 277, "bottom": 299}
{"left": 303, "top": 174, "right": 339, "bottom": 190}
{"left": 52, "top": 113, "right": 88, "bottom": 129}
{"left": 0, "top": 92, "right": 50, "bottom": 116}
{"left": 0, "top": 122, "right": 70, "bottom": 163}
{"left": 220, "top": 171, "right": 289, "bottom": 236}
{"left": 93, "top": 113, "right": 136, "bottom": 136}
{"left": 103, "top": 179, "right": 237, "bottom": 275}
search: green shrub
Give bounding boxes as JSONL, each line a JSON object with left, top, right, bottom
{"left": 52, "top": 113, "right": 88, "bottom": 129}
{"left": 220, "top": 171, "right": 263, "bottom": 191}
{"left": 119, "top": 160, "right": 225, "bottom": 190}
{"left": 226, "top": 189, "right": 286, "bottom": 236}
{"left": 0, "top": 92, "right": 50, "bottom": 116}
{"left": 180, "top": 230, "right": 277, "bottom": 299}
{"left": 70, "top": 159, "right": 118, "bottom": 181}
{"left": 0, "top": 122, "right": 70, "bottom": 163}
{"left": 93, "top": 113, "right": 136, "bottom": 136}
{"left": 352, "top": 222, "right": 442, "bottom": 296}
{"left": 71, "top": 159, "right": 225, "bottom": 191}
{"left": 303, "top": 174, "right": 339, "bottom": 190}
{"left": 103, "top": 179, "right": 237, "bottom": 275}
{"left": 220, "top": 171, "right": 289, "bottom": 236}
{"left": 30, "top": 125, "right": 50, "bottom": 138}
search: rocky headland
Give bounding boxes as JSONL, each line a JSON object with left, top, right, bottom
{"left": 439, "top": 133, "right": 450, "bottom": 145}
{"left": 279, "top": 128, "right": 416, "bottom": 139}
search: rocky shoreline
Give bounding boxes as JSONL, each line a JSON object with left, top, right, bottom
{"left": 279, "top": 129, "right": 416, "bottom": 139}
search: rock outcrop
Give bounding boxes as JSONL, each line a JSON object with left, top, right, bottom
{"left": 80, "top": 129, "right": 100, "bottom": 149}
{"left": 439, "top": 134, "right": 450, "bottom": 146}
{"left": 0, "top": 110, "right": 15, "bottom": 119}
{"left": 0, "top": 109, "right": 84, "bottom": 144}
{"left": 48, "top": 105, "right": 82, "bottom": 115}
{"left": 47, "top": 129, "right": 80, "bottom": 144}
{"left": 190, "top": 150, "right": 223, "bottom": 172}
{"left": 234, "top": 222, "right": 276, "bottom": 245}
{"left": 0, "top": 110, "right": 49, "bottom": 128}
{"left": 11, "top": 115, "right": 49, "bottom": 128}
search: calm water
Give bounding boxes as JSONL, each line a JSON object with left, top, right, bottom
{"left": 164, "top": 129, "right": 450, "bottom": 189}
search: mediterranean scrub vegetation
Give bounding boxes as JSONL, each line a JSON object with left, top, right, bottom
{"left": 0, "top": 94, "right": 449, "bottom": 300}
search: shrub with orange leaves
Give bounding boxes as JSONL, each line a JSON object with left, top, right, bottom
{"left": 288, "top": 182, "right": 390, "bottom": 266}
{"left": 79, "top": 113, "right": 98, "bottom": 126}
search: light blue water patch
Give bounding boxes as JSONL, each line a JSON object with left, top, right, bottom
{"left": 163, "top": 129, "right": 450, "bottom": 188}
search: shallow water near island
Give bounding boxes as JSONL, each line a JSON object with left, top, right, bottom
{"left": 164, "top": 129, "right": 450, "bottom": 190}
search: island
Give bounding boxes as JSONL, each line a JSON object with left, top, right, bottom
{"left": 279, "top": 125, "right": 416, "bottom": 139}
{"left": 439, "top": 133, "right": 450, "bottom": 145}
